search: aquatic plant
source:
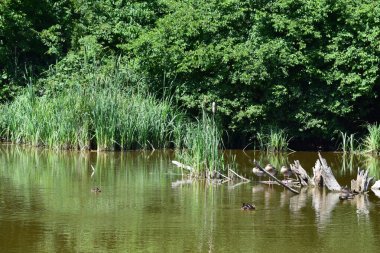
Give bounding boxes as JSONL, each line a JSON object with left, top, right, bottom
{"left": 362, "top": 123, "right": 380, "bottom": 155}
{"left": 256, "top": 128, "right": 291, "bottom": 152}
{"left": 0, "top": 59, "right": 182, "bottom": 151}
{"left": 176, "top": 111, "right": 226, "bottom": 178}
{"left": 339, "top": 131, "right": 358, "bottom": 153}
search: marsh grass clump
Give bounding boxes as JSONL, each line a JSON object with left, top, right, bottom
{"left": 0, "top": 58, "right": 182, "bottom": 151}
{"left": 176, "top": 111, "right": 227, "bottom": 178}
{"left": 0, "top": 86, "right": 179, "bottom": 151}
{"left": 256, "top": 128, "right": 291, "bottom": 152}
{"left": 362, "top": 123, "right": 380, "bottom": 155}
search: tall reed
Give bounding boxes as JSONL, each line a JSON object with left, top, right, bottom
{"left": 339, "top": 131, "right": 358, "bottom": 153}
{"left": 176, "top": 111, "right": 225, "bottom": 178}
{"left": 0, "top": 59, "right": 182, "bottom": 151}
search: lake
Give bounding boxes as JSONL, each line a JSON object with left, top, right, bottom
{"left": 1, "top": 145, "right": 380, "bottom": 252}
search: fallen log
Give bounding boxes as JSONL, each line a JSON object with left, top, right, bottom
{"left": 253, "top": 160, "right": 299, "bottom": 194}
{"left": 312, "top": 153, "right": 341, "bottom": 191}
{"left": 351, "top": 168, "right": 374, "bottom": 193}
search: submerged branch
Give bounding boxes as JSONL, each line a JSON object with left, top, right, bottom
{"left": 172, "top": 160, "right": 193, "bottom": 171}
{"left": 216, "top": 171, "right": 231, "bottom": 180}
{"left": 172, "top": 160, "right": 248, "bottom": 182}
{"left": 228, "top": 169, "right": 250, "bottom": 182}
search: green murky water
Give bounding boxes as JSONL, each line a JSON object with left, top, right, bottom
{"left": 1, "top": 145, "right": 380, "bottom": 252}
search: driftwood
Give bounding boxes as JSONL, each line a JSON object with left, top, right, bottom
{"left": 371, "top": 180, "right": 380, "bottom": 198}
{"left": 371, "top": 180, "right": 380, "bottom": 190}
{"left": 290, "top": 160, "right": 313, "bottom": 187}
{"left": 312, "top": 153, "right": 341, "bottom": 191}
{"left": 253, "top": 160, "right": 299, "bottom": 194}
{"left": 312, "top": 161, "right": 324, "bottom": 187}
{"left": 351, "top": 168, "right": 373, "bottom": 193}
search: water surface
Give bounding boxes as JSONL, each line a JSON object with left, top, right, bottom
{"left": 1, "top": 145, "right": 380, "bottom": 252}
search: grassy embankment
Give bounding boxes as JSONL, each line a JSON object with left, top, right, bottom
{"left": 0, "top": 58, "right": 231, "bottom": 178}
{"left": 0, "top": 59, "right": 181, "bottom": 151}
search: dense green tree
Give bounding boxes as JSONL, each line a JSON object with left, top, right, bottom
{"left": 0, "top": 0, "right": 74, "bottom": 101}
{"left": 70, "top": 0, "right": 163, "bottom": 53}
{"left": 131, "top": 0, "right": 380, "bottom": 146}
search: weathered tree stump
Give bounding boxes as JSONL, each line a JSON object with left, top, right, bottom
{"left": 290, "top": 160, "right": 313, "bottom": 187}
{"left": 351, "top": 168, "right": 373, "bottom": 193}
{"left": 312, "top": 153, "right": 341, "bottom": 191}
{"left": 371, "top": 180, "right": 380, "bottom": 190}
{"left": 371, "top": 180, "right": 380, "bottom": 198}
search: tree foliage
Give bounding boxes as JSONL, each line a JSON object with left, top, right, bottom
{"left": 1, "top": 0, "right": 380, "bottom": 147}
{"left": 0, "top": 0, "right": 74, "bottom": 101}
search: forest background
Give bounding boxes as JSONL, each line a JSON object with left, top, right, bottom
{"left": 1, "top": 0, "right": 379, "bottom": 150}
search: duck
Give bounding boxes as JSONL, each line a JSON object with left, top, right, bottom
{"left": 265, "top": 164, "right": 277, "bottom": 176}
{"left": 280, "top": 166, "right": 292, "bottom": 180}
{"left": 252, "top": 166, "right": 264, "bottom": 181}
{"left": 241, "top": 203, "right": 256, "bottom": 211}
{"left": 265, "top": 164, "right": 277, "bottom": 183}
{"left": 339, "top": 186, "right": 354, "bottom": 200}
{"left": 91, "top": 187, "right": 102, "bottom": 193}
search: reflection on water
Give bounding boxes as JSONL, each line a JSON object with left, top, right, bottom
{"left": 338, "top": 153, "right": 380, "bottom": 179}
{"left": 1, "top": 146, "right": 380, "bottom": 252}
{"left": 312, "top": 188, "right": 340, "bottom": 228}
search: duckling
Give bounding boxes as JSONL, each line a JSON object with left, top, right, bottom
{"left": 241, "top": 203, "right": 256, "bottom": 211}
{"left": 280, "top": 166, "right": 292, "bottom": 180}
{"left": 339, "top": 186, "right": 354, "bottom": 200}
{"left": 91, "top": 187, "right": 101, "bottom": 193}
{"left": 252, "top": 166, "right": 264, "bottom": 181}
